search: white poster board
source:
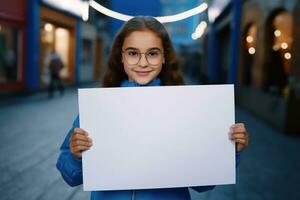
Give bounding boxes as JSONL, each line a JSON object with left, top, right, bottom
{"left": 78, "top": 85, "right": 235, "bottom": 191}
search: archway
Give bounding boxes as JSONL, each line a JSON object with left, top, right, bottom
{"left": 264, "top": 10, "right": 293, "bottom": 96}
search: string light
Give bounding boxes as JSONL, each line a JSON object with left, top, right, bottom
{"left": 246, "top": 36, "right": 253, "bottom": 43}
{"left": 284, "top": 52, "right": 291, "bottom": 60}
{"left": 44, "top": 23, "right": 53, "bottom": 32}
{"left": 281, "top": 42, "right": 288, "bottom": 49}
{"left": 248, "top": 47, "right": 255, "bottom": 55}
{"left": 273, "top": 45, "right": 280, "bottom": 51}
{"left": 274, "top": 30, "right": 281, "bottom": 37}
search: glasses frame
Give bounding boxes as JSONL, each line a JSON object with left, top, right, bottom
{"left": 122, "top": 49, "right": 165, "bottom": 66}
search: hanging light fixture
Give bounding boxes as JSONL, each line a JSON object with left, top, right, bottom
{"left": 89, "top": 0, "right": 208, "bottom": 23}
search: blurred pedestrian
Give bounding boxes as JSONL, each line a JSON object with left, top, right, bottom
{"left": 48, "top": 51, "right": 64, "bottom": 98}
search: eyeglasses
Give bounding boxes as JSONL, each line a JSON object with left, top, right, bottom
{"left": 122, "top": 49, "right": 164, "bottom": 66}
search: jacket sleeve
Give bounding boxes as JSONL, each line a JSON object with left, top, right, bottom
{"left": 56, "top": 116, "right": 83, "bottom": 187}
{"left": 190, "top": 152, "right": 241, "bottom": 193}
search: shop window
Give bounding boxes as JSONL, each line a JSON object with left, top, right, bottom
{"left": 0, "top": 24, "right": 21, "bottom": 83}
{"left": 55, "top": 27, "right": 70, "bottom": 79}
{"left": 80, "top": 38, "right": 94, "bottom": 82}
{"left": 266, "top": 11, "right": 293, "bottom": 96}
{"left": 243, "top": 24, "right": 257, "bottom": 86}
{"left": 81, "top": 39, "right": 93, "bottom": 68}
{"left": 40, "top": 21, "right": 70, "bottom": 86}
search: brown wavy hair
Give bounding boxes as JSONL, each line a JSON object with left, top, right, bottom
{"left": 102, "top": 16, "right": 184, "bottom": 87}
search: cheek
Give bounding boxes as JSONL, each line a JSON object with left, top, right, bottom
{"left": 123, "top": 63, "right": 132, "bottom": 76}
{"left": 156, "top": 64, "right": 163, "bottom": 74}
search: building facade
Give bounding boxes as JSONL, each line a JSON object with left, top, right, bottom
{"left": 237, "top": 0, "right": 300, "bottom": 134}
{"left": 203, "top": 0, "right": 300, "bottom": 133}
{"left": 0, "top": 0, "right": 107, "bottom": 93}
{"left": 0, "top": 0, "right": 26, "bottom": 90}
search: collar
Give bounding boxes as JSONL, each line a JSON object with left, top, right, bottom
{"left": 120, "top": 78, "right": 161, "bottom": 87}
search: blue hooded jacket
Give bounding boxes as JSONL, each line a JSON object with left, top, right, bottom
{"left": 56, "top": 79, "right": 240, "bottom": 200}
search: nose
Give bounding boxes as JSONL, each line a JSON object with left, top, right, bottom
{"left": 138, "top": 54, "right": 148, "bottom": 67}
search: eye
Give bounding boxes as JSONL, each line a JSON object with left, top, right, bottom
{"left": 127, "top": 50, "right": 139, "bottom": 57}
{"left": 147, "top": 50, "right": 160, "bottom": 57}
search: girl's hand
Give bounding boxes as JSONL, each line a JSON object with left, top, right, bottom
{"left": 229, "top": 123, "right": 249, "bottom": 152}
{"left": 70, "top": 128, "right": 93, "bottom": 158}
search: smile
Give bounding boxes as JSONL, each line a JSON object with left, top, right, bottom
{"left": 135, "top": 71, "right": 152, "bottom": 76}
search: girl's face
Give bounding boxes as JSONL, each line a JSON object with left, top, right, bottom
{"left": 122, "top": 30, "right": 165, "bottom": 85}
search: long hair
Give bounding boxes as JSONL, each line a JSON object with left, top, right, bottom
{"left": 102, "top": 16, "right": 184, "bottom": 87}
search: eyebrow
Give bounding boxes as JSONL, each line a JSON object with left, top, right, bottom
{"left": 124, "top": 47, "right": 162, "bottom": 51}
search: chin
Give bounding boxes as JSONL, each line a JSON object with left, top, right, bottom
{"left": 135, "top": 78, "right": 153, "bottom": 85}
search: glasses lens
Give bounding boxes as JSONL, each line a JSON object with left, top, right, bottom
{"left": 124, "top": 50, "right": 140, "bottom": 65}
{"left": 146, "top": 50, "right": 163, "bottom": 65}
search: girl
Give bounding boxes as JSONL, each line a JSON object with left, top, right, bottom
{"left": 57, "top": 16, "right": 249, "bottom": 200}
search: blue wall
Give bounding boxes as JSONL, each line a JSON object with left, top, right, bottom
{"left": 160, "top": 0, "right": 206, "bottom": 49}
{"left": 110, "top": 0, "right": 161, "bottom": 37}
{"left": 228, "top": 0, "right": 241, "bottom": 84}
{"left": 26, "top": 0, "right": 40, "bottom": 91}
{"left": 207, "top": 0, "right": 242, "bottom": 84}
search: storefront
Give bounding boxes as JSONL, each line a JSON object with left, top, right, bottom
{"left": 0, "top": 0, "right": 26, "bottom": 90}
{"left": 203, "top": 0, "right": 300, "bottom": 133}
{"left": 15, "top": 0, "right": 89, "bottom": 91}
{"left": 236, "top": 0, "right": 300, "bottom": 134}
{"left": 39, "top": 5, "right": 78, "bottom": 87}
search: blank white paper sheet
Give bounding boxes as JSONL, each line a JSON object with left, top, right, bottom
{"left": 78, "top": 84, "right": 235, "bottom": 191}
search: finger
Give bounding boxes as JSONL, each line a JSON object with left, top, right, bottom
{"left": 72, "top": 133, "right": 92, "bottom": 143}
{"left": 235, "top": 138, "right": 248, "bottom": 145}
{"left": 70, "top": 135, "right": 92, "bottom": 151}
{"left": 230, "top": 126, "right": 247, "bottom": 133}
{"left": 74, "top": 128, "right": 89, "bottom": 136}
{"left": 230, "top": 133, "right": 248, "bottom": 139}
{"left": 70, "top": 139, "right": 92, "bottom": 150}
{"left": 73, "top": 145, "right": 91, "bottom": 153}
{"left": 71, "top": 140, "right": 93, "bottom": 148}
{"left": 231, "top": 123, "right": 245, "bottom": 128}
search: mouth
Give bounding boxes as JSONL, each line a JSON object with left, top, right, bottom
{"left": 134, "top": 70, "right": 152, "bottom": 77}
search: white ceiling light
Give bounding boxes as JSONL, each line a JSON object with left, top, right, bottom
{"left": 43, "top": 0, "right": 90, "bottom": 21}
{"left": 89, "top": 0, "right": 208, "bottom": 23}
{"left": 82, "top": 1, "right": 90, "bottom": 21}
{"left": 192, "top": 21, "right": 207, "bottom": 40}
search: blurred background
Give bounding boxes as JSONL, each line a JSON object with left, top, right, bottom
{"left": 0, "top": 0, "right": 299, "bottom": 199}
